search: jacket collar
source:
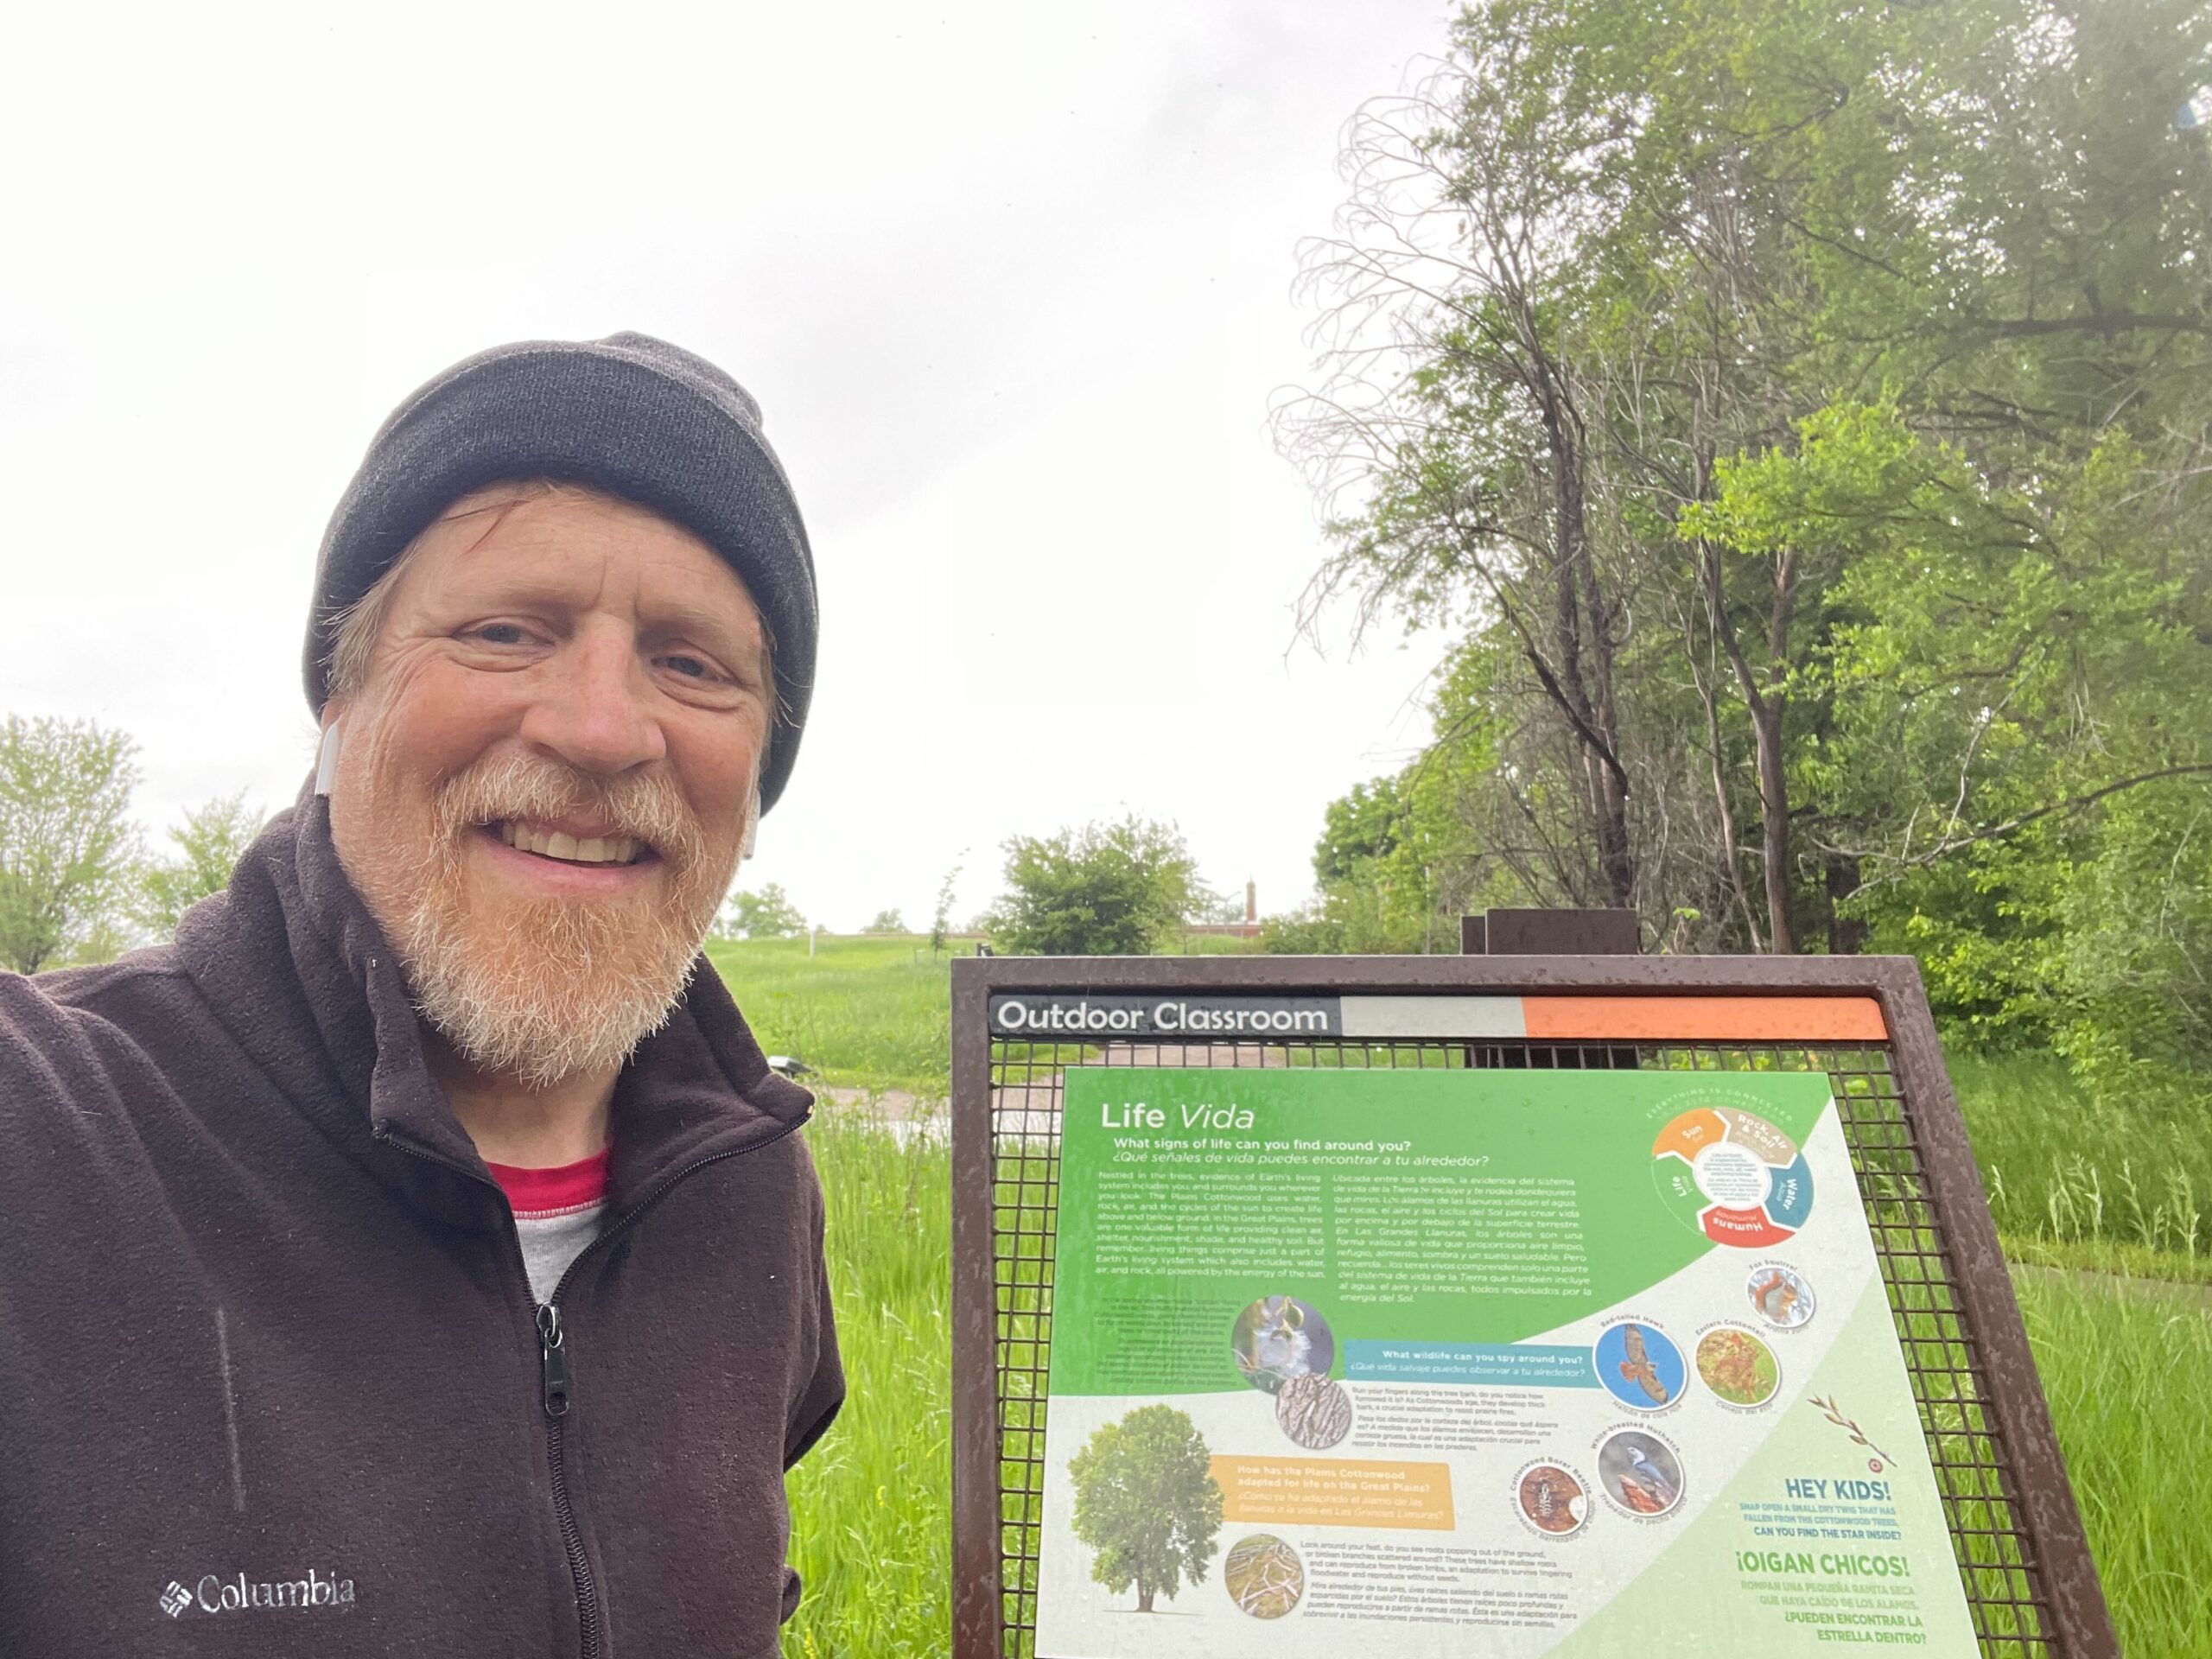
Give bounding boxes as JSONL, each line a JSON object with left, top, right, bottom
{"left": 176, "top": 781, "right": 812, "bottom": 1231}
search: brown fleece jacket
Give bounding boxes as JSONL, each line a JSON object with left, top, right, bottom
{"left": 0, "top": 791, "right": 842, "bottom": 1656}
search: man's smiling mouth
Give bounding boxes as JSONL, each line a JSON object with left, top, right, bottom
{"left": 486, "top": 819, "right": 651, "bottom": 867}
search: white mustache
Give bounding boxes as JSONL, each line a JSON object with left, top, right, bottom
{"left": 432, "top": 755, "right": 706, "bottom": 868}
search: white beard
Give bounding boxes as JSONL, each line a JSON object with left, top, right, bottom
{"left": 350, "top": 749, "right": 746, "bottom": 1090}
{"left": 391, "top": 874, "right": 712, "bottom": 1090}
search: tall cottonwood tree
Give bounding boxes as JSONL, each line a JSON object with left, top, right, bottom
{"left": 1282, "top": 0, "right": 2210, "bottom": 1075}
{"left": 1284, "top": 27, "right": 1643, "bottom": 910}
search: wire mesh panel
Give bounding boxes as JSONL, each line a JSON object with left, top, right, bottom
{"left": 984, "top": 1033, "right": 2058, "bottom": 1659}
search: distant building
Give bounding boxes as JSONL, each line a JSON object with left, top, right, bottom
{"left": 1183, "top": 878, "right": 1262, "bottom": 941}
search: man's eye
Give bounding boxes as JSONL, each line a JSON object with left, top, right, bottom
{"left": 472, "top": 623, "right": 531, "bottom": 645}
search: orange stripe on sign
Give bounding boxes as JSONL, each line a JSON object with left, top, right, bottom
{"left": 1521, "top": 996, "right": 1887, "bottom": 1043}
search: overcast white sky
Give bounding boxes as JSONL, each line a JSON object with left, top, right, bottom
{"left": 2, "top": 0, "right": 1454, "bottom": 931}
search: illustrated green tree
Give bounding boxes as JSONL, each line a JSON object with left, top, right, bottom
{"left": 986, "top": 817, "right": 1204, "bottom": 956}
{"left": 137, "top": 791, "right": 265, "bottom": 938}
{"left": 0, "top": 715, "right": 143, "bottom": 974}
{"left": 1067, "top": 1405, "right": 1224, "bottom": 1613}
{"left": 715, "top": 882, "right": 808, "bottom": 941}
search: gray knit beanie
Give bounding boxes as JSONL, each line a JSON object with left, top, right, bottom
{"left": 304, "top": 331, "right": 817, "bottom": 813}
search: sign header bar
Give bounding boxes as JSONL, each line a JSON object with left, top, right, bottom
{"left": 988, "top": 993, "right": 1342, "bottom": 1038}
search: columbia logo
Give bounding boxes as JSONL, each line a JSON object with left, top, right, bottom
{"left": 155, "top": 1567, "right": 357, "bottom": 1616}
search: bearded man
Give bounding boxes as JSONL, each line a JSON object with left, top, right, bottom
{"left": 0, "top": 334, "right": 843, "bottom": 1657}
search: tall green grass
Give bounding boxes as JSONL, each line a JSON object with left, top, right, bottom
{"left": 782, "top": 1107, "right": 951, "bottom": 1658}
{"left": 1950, "top": 1052, "right": 2209, "bottom": 1272}
{"left": 2009, "top": 1267, "right": 2212, "bottom": 1657}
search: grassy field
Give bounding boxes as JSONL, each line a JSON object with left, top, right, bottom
{"left": 780, "top": 1105, "right": 950, "bottom": 1659}
{"left": 2011, "top": 1268, "right": 2212, "bottom": 1655}
{"left": 733, "top": 939, "right": 2212, "bottom": 1657}
{"left": 706, "top": 933, "right": 961, "bottom": 1095}
{"left": 1949, "top": 1052, "right": 2209, "bottom": 1276}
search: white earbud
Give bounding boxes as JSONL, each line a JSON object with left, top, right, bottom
{"left": 314, "top": 721, "right": 343, "bottom": 798}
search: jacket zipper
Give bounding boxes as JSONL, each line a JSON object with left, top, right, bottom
{"left": 533, "top": 1300, "right": 596, "bottom": 1657}
{"left": 383, "top": 1110, "right": 810, "bottom": 1659}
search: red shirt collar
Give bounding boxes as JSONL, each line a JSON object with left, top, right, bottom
{"left": 485, "top": 1147, "right": 613, "bottom": 1216}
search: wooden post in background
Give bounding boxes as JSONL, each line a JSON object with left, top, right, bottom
{"left": 1461, "top": 908, "right": 1640, "bottom": 1067}
{"left": 1471, "top": 907, "right": 1640, "bottom": 955}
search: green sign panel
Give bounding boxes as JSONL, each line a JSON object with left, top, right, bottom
{"left": 1032, "top": 1067, "right": 1980, "bottom": 1656}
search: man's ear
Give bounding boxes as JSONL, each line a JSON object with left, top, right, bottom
{"left": 314, "top": 717, "right": 344, "bottom": 798}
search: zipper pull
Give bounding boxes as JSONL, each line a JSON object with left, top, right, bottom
{"left": 537, "top": 1302, "right": 573, "bottom": 1419}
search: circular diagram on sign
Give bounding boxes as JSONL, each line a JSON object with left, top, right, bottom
{"left": 1650, "top": 1105, "right": 1814, "bottom": 1249}
{"left": 1593, "top": 1320, "right": 1685, "bottom": 1411}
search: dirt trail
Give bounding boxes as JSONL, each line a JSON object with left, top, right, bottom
{"left": 2008, "top": 1261, "right": 2212, "bottom": 1306}
{"left": 815, "top": 1085, "right": 939, "bottom": 1119}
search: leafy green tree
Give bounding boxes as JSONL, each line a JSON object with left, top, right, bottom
{"left": 1067, "top": 1405, "right": 1224, "bottom": 1613}
{"left": 137, "top": 791, "right": 265, "bottom": 938}
{"left": 1806, "top": 418, "right": 2212, "bottom": 1079}
{"left": 1266, "top": 773, "right": 1428, "bottom": 954}
{"left": 0, "top": 715, "right": 142, "bottom": 974}
{"left": 1268, "top": 656, "right": 1541, "bottom": 954}
{"left": 715, "top": 882, "right": 808, "bottom": 941}
{"left": 1314, "top": 778, "right": 1405, "bottom": 886}
{"left": 986, "top": 817, "right": 1203, "bottom": 956}
{"left": 861, "top": 908, "right": 906, "bottom": 934}
{"left": 1258, "top": 903, "right": 1346, "bottom": 954}
{"left": 1279, "top": 0, "right": 2212, "bottom": 1087}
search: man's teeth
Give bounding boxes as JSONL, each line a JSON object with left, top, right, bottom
{"left": 494, "top": 822, "right": 644, "bottom": 865}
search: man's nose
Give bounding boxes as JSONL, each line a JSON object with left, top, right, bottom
{"left": 517, "top": 626, "right": 668, "bottom": 778}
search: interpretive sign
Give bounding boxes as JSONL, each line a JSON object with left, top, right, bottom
{"left": 948, "top": 955, "right": 2119, "bottom": 1659}
{"left": 1032, "top": 1067, "right": 1978, "bottom": 1656}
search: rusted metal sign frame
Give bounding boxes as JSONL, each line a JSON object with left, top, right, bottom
{"left": 948, "top": 952, "right": 2116, "bottom": 1659}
